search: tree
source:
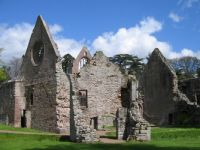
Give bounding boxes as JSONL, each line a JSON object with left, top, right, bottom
{"left": 0, "top": 48, "right": 10, "bottom": 83}
{"left": 169, "top": 56, "right": 200, "bottom": 80}
{"left": 0, "top": 48, "right": 5, "bottom": 67}
{"left": 0, "top": 67, "right": 9, "bottom": 83}
{"left": 110, "top": 54, "right": 144, "bottom": 77}
{"left": 6, "top": 57, "right": 22, "bottom": 79}
{"left": 62, "top": 54, "right": 75, "bottom": 74}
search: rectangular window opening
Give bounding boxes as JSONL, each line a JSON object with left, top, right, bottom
{"left": 79, "top": 90, "right": 88, "bottom": 108}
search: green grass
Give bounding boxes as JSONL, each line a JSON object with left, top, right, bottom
{"left": 0, "top": 126, "right": 200, "bottom": 150}
{"left": 0, "top": 124, "right": 50, "bottom": 134}
{"left": 152, "top": 127, "right": 200, "bottom": 140}
{"left": 103, "top": 125, "right": 116, "bottom": 131}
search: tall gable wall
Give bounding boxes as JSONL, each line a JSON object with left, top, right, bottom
{"left": 18, "top": 16, "right": 70, "bottom": 133}
{"left": 143, "top": 48, "right": 177, "bottom": 125}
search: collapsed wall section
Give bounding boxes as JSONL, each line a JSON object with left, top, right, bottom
{"left": 117, "top": 77, "right": 151, "bottom": 141}
{"left": 179, "top": 78, "right": 200, "bottom": 105}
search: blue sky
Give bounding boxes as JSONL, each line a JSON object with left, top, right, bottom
{"left": 0, "top": 0, "right": 200, "bottom": 62}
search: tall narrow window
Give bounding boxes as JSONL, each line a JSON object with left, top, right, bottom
{"left": 30, "top": 93, "right": 33, "bottom": 105}
{"left": 79, "top": 90, "right": 88, "bottom": 107}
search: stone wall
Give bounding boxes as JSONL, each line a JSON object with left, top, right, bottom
{"left": 72, "top": 47, "right": 92, "bottom": 74}
{"left": 174, "top": 100, "right": 200, "bottom": 125}
{"left": 69, "top": 74, "right": 99, "bottom": 142}
{"left": 0, "top": 114, "right": 8, "bottom": 124}
{"left": 143, "top": 48, "right": 200, "bottom": 126}
{"left": 117, "top": 78, "right": 151, "bottom": 141}
{"left": 0, "top": 80, "right": 25, "bottom": 127}
{"left": 117, "top": 107, "right": 128, "bottom": 140}
{"left": 14, "top": 81, "right": 25, "bottom": 127}
{"left": 143, "top": 48, "right": 177, "bottom": 125}
{"left": 76, "top": 51, "right": 128, "bottom": 129}
{"left": 179, "top": 78, "right": 200, "bottom": 105}
{"left": 0, "top": 16, "right": 152, "bottom": 142}
{"left": 0, "top": 81, "right": 15, "bottom": 125}
{"left": 55, "top": 61, "right": 71, "bottom": 133}
{"left": 18, "top": 16, "right": 70, "bottom": 133}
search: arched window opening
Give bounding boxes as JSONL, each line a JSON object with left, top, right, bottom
{"left": 79, "top": 57, "right": 89, "bottom": 70}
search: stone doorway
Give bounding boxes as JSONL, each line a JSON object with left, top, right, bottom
{"left": 93, "top": 117, "right": 98, "bottom": 130}
{"left": 168, "top": 113, "right": 173, "bottom": 125}
{"left": 21, "top": 109, "right": 26, "bottom": 128}
{"left": 90, "top": 117, "right": 98, "bottom": 130}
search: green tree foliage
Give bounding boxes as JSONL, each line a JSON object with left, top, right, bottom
{"left": 0, "top": 67, "right": 9, "bottom": 83}
{"left": 62, "top": 54, "right": 75, "bottom": 74}
{"left": 0, "top": 48, "right": 9, "bottom": 83}
{"left": 169, "top": 56, "right": 200, "bottom": 80}
{"left": 0, "top": 48, "right": 5, "bottom": 67}
{"left": 110, "top": 54, "right": 144, "bottom": 77}
{"left": 6, "top": 57, "right": 22, "bottom": 79}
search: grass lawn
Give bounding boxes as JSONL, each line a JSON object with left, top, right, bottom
{"left": 0, "top": 125, "right": 200, "bottom": 150}
{"left": 0, "top": 124, "right": 47, "bottom": 133}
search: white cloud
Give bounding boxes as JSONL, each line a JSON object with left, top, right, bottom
{"left": 178, "top": 0, "right": 199, "bottom": 8}
{"left": 92, "top": 17, "right": 200, "bottom": 59}
{"left": 169, "top": 48, "right": 200, "bottom": 58}
{"left": 0, "top": 23, "right": 33, "bottom": 62}
{"left": 180, "top": 48, "right": 195, "bottom": 56}
{"left": 49, "top": 24, "right": 63, "bottom": 34}
{"left": 54, "top": 37, "right": 84, "bottom": 57}
{"left": 169, "top": 12, "right": 183, "bottom": 22}
{"left": 0, "top": 17, "right": 200, "bottom": 64}
{"left": 92, "top": 17, "right": 172, "bottom": 58}
{"left": 139, "top": 17, "right": 162, "bottom": 33}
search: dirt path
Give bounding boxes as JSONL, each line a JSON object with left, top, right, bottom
{"left": 97, "top": 130, "right": 125, "bottom": 144}
{"left": 99, "top": 138, "right": 125, "bottom": 144}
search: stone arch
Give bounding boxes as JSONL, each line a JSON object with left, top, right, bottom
{"left": 72, "top": 47, "right": 92, "bottom": 74}
{"left": 78, "top": 57, "right": 90, "bottom": 70}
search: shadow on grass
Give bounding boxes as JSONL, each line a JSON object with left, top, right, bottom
{"left": 59, "top": 135, "right": 71, "bottom": 142}
{"left": 99, "top": 135, "right": 117, "bottom": 140}
{"left": 26, "top": 143, "right": 200, "bottom": 150}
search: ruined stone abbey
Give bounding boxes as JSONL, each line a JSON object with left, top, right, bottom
{"left": 0, "top": 16, "right": 199, "bottom": 142}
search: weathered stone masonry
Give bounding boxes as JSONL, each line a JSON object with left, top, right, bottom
{"left": 19, "top": 16, "right": 70, "bottom": 133}
{"left": 0, "top": 16, "right": 151, "bottom": 142}
{"left": 76, "top": 51, "right": 127, "bottom": 129}
{"left": 143, "top": 48, "right": 200, "bottom": 126}
{"left": 0, "top": 80, "right": 25, "bottom": 127}
{"left": 143, "top": 48, "right": 178, "bottom": 125}
{"left": 0, "top": 16, "right": 71, "bottom": 133}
